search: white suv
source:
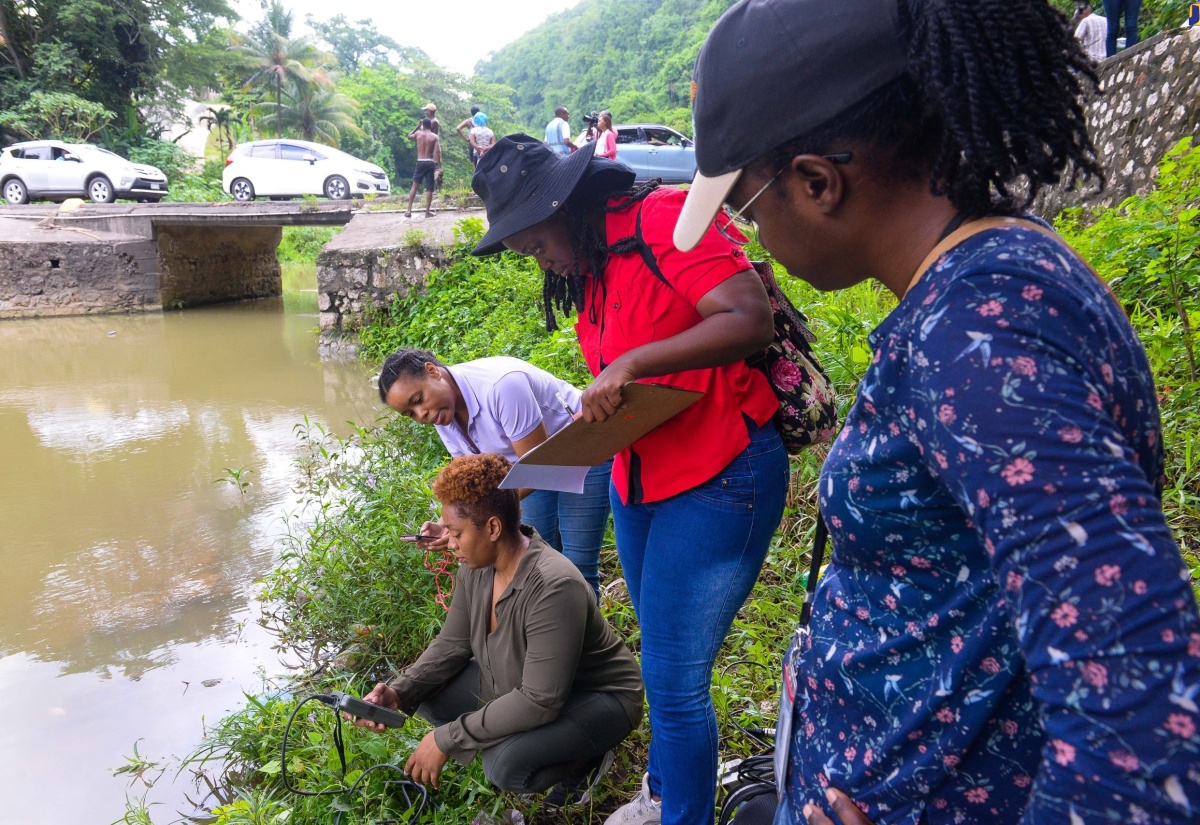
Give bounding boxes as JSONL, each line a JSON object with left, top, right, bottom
{"left": 0, "top": 140, "right": 169, "bottom": 204}
{"left": 222, "top": 139, "right": 390, "bottom": 201}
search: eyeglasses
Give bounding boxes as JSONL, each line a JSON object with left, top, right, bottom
{"left": 726, "top": 152, "right": 854, "bottom": 230}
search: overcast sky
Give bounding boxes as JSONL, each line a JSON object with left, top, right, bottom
{"left": 232, "top": 0, "right": 583, "bottom": 75}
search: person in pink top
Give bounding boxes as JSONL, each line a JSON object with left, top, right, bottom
{"left": 595, "top": 111, "right": 617, "bottom": 160}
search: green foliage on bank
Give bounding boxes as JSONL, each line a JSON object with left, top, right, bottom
{"left": 1057, "top": 136, "right": 1200, "bottom": 567}
{"left": 357, "top": 219, "right": 593, "bottom": 389}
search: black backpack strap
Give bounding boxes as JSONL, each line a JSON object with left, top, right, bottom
{"left": 634, "top": 204, "right": 676, "bottom": 291}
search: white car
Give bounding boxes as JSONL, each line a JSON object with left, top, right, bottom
{"left": 223, "top": 139, "right": 390, "bottom": 201}
{"left": 0, "top": 140, "right": 169, "bottom": 204}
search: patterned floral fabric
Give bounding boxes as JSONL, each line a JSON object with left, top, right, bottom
{"left": 781, "top": 225, "right": 1200, "bottom": 824}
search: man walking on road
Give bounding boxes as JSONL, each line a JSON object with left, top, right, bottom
{"left": 405, "top": 119, "right": 441, "bottom": 218}
{"left": 545, "top": 106, "right": 577, "bottom": 155}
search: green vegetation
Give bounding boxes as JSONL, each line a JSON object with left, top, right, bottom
{"left": 0, "top": 1, "right": 516, "bottom": 196}
{"left": 476, "top": 0, "right": 736, "bottom": 135}
{"left": 1057, "top": 136, "right": 1200, "bottom": 569}
{"left": 278, "top": 226, "right": 342, "bottom": 263}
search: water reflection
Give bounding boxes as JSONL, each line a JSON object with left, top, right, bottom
{"left": 0, "top": 297, "right": 379, "bottom": 823}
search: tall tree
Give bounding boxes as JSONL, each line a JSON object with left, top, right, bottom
{"left": 0, "top": 0, "right": 235, "bottom": 138}
{"left": 256, "top": 70, "right": 362, "bottom": 146}
{"left": 306, "top": 14, "right": 401, "bottom": 72}
{"left": 234, "top": 4, "right": 324, "bottom": 140}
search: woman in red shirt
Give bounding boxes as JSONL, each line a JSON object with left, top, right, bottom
{"left": 470, "top": 134, "right": 789, "bottom": 825}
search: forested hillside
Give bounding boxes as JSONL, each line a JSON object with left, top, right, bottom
{"left": 477, "top": 0, "right": 1193, "bottom": 137}
{"left": 475, "top": 0, "right": 736, "bottom": 135}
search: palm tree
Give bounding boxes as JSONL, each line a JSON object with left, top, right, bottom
{"left": 199, "top": 106, "right": 242, "bottom": 157}
{"left": 235, "top": 29, "right": 322, "bottom": 139}
{"left": 256, "top": 72, "right": 363, "bottom": 147}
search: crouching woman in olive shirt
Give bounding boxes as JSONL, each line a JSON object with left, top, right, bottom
{"left": 355, "top": 453, "right": 644, "bottom": 804}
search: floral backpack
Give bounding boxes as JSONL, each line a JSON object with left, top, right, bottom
{"left": 632, "top": 207, "right": 838, "bottom": 453}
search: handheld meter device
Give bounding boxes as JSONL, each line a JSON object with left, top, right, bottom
{"left": 330, "top": 691, "right": 409, "bottom": 728}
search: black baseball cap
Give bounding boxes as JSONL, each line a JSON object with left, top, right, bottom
{"left": 674, "top": 0, "right": 908, "bottom": 251}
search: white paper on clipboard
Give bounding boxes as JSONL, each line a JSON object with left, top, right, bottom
{"left": 499, "top": 462, "right": 590, "bottom": 494}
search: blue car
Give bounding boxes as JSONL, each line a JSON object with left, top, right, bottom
{"left": 614, "top": 124, "right": 696, "bottom": 184}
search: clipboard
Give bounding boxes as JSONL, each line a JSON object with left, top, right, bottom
{"left": 500, "top": 383, "right": 703, "bottom": 493}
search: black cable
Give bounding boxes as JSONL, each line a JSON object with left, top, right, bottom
{"left": 716, "top": 658, "right": 777, "bottom": 750}
{"left": 279, "top": 693, "right": 431, "bottom": 823}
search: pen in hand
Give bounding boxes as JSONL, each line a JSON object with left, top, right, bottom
{"left": 555, "top": 391, "right": 579, "bottom": 420}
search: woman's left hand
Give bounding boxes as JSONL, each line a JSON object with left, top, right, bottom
{"left": 405, "top": 730, "right": 450, "bottom": 788}
{"left": 581, "top": 358, "right": 638, "bottom": 423}
{"left": 803, "top": 789, "right": 876, "bottom": 825}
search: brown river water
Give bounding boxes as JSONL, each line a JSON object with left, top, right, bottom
{"left": 0, "top": 291, "right": 380, "bottom": 823}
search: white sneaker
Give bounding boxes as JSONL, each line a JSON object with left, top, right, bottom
{"left": 603, "top": 772, "right": 662, "bottom": 825}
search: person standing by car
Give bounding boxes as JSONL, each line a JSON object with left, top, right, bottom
{"left": 470, "top": 134, "right": 789, "bottom": 825}
{"left": 595, "top": 111, "right": 618, "bottom": 160}
{"left": 456, "top": 106, "right": 483, "bottom": 167}
{"left": 377, "top": 350, "right": 612, "bottom": 602}
{"left": 546, "top": 106, "right": 578, "bottom": 155}
{"left": 404, "top": 119, "right": 441, "bottom": 219}
{"left": 577, "top": 112, "right": 601, "bottom": 147}
{"left": 676, "top": 1, "right": 1200, "bottom": 823}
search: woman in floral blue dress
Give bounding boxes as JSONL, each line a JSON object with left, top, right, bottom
{"left": 675, "top": 0, "right": 1200, "bottom": 823}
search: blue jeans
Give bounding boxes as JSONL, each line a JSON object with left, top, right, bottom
{"left": 522, "top": 458, "right": 613, "bottom": 601}
{"left": 1102, "top": 0, "right": 1140, "bottom": 56}
{"left": 612, "top": 420, "right": 789, "bottom": 825}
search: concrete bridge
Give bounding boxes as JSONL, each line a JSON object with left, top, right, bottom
{"left": 0, "top": 201, "right": 360, "bottom": 319}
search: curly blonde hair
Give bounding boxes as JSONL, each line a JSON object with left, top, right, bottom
{"left": 432, "top": 453, "right": 521, "bottom": 534}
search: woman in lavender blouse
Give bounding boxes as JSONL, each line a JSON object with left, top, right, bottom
{"left": 379, "top": 349, "right": 610, "bottom": 601}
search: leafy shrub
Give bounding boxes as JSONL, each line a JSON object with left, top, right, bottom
{"left": 278, "top": 226, "right": 343, "bottom": 264}
{"left": 126, "top": 139, "right": 197, "bottom": 183}
{"left": 358, "top": 219, "right": 591, "bottom": 388}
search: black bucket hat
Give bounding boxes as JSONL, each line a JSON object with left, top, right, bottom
{"left": 471, "top": 133, "right": 636, "bottom": 256}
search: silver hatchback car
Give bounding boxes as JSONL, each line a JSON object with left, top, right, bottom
{"left": 613, "top": 124, "right": 696, "bottom": 184}
{"left": 0, "top": 140, "right": 169, "bottom": 204}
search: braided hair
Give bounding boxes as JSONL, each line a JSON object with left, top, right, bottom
{"left": 756, "top": 0, "right": 1103, "bottom": 216}
{"left": 377, "top": 348, "right": 444, "bottom": 403}
{"left": 541, "top": 179, "right": 660, "bottom": 331}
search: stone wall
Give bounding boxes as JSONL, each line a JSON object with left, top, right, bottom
{"left": 156, "top": 225, "right": 283, "bottom": 309}
{"left": 0, "top": 225, "right": 160, "bottom": 319}
{"left": 1036, "top": 25, "right": 1200, "bottom": 218}
{"left": 316, "top": 211, "right": 464, "bottom": 352}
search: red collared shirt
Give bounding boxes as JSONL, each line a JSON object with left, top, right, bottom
{"left": 574, "top": 188, "right": 778, "bottom": 504}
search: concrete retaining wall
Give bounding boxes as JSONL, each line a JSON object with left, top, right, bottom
{"left": 0, "top": 225, "right": 160, "bottom": 318}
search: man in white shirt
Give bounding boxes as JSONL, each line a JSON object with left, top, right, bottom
{"left": 1075, "top": 2, "right": 1108, "bottom": 63}
{"left": 544, "top": 107, "right": 577, "bottom": 155}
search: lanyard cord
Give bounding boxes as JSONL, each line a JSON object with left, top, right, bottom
{"left": 797, "top": 517, "right": 828, "bottom": 628}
